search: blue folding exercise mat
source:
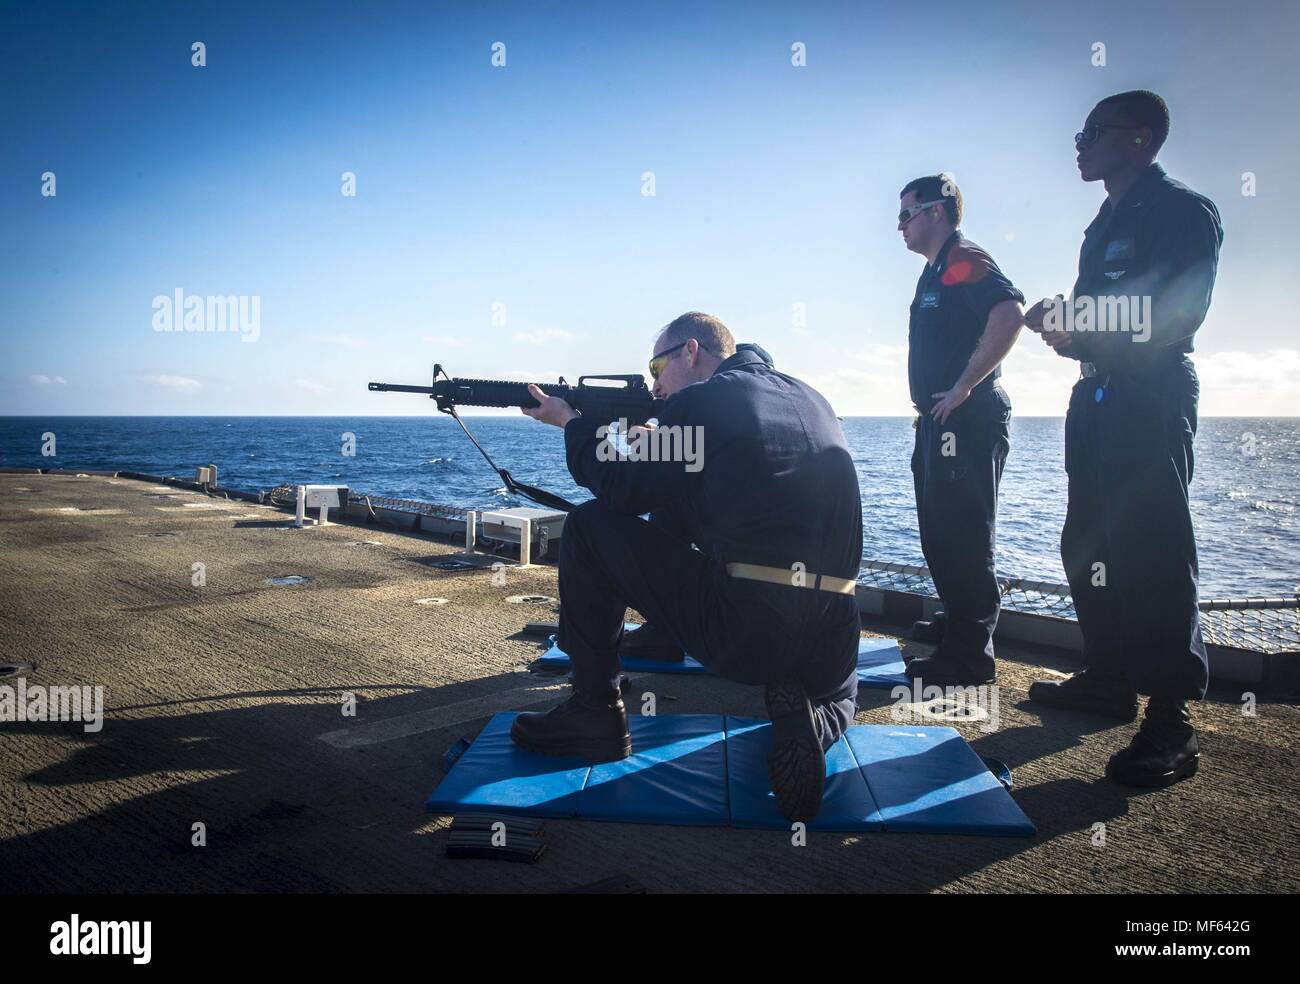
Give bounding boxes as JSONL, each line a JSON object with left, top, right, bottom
{"left": 429, "top": 712, "right": 729, "bottom": 825}
{"left": 854, "top": 636, "right": 909, "bottom": 689}
{"left": 535, "top": 634, "right": 909, "bottom": 689}
{"left": 427, "top": 712, "right": 1035, "bottom": 836}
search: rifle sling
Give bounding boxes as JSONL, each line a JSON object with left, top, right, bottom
{"left": 444, "top": 405, "right": 577, "bottom": 513}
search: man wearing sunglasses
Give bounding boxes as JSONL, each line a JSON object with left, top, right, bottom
{"left": 898, "top": 173, "right": 1025, "bottom": 688}
{"left": 511, "top": 312, "right": 863, "bottom": 823}
{"left": 1024, "top": 91, "right": 1223, "bottom": 788}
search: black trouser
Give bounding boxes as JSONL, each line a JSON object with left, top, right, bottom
{"left": 1061, "top": 357, "right": 1208, "bottom": 700}
{"left": 557, "top": 499, "right": 859, "bottom": 747}
{"left": 911, "top": 384, "right": 1011, "bottom": 673}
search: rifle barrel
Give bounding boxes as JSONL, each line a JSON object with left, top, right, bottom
{"left": 368, "top": 382, "right": 435, "bottom": 394}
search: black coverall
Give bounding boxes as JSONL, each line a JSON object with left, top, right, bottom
{"left": 908, "top": 232, "right": 1022, "bottom": 673}
{"left": 1056, "top": 163, "right": 1222, "bottom": 699}
{"left": 557, "top": 349, "right": 863, "bottom": 744}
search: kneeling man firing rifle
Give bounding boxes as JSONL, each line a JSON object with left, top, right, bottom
{"left": 513, "top": 311, "right": 863, "bottom": 823}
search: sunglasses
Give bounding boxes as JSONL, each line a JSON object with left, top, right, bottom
{"left": 1075, "top": 123, "right": 1142, "bottom": 145}
{"left": 649, "top": 339, "right": 690, "bottom": 380}
{"left": 898, "top": 199, "right": 947, "bottom": 226}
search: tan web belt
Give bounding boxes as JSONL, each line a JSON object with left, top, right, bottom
{"left": 725, "top": 562, "right": 857, "bottom": 596}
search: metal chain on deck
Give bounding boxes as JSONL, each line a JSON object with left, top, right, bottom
{"left": 350, "top": 494, "right": 467, "bottom": 520}
{"left": 264, "top": 484, "right": 468, "bottom": 520}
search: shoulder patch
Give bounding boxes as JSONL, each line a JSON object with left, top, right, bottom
{"left": 941, "top": 243, "right": 994, "bottom": 286}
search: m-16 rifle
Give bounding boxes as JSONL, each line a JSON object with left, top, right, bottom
{"left": 367, "top": 364, "right": 665, "bottom": 512}
{"left": 369, "top": 364, "right": 663, "bottom": 427}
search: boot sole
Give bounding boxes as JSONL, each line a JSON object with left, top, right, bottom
{"left": 905, "top": 658, "right": 996, "bottom": 687}
{"left": 764, "top": 679, "right": 825, "bottom": 823}
{"left": 1106, "top": 752, "right": 1199, "bottom": 788}
{"left": 509, "top": 725, "right": 632, "bottom": 764}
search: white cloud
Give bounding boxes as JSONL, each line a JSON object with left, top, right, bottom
{"left": 1196, "top": 349, "right": 1300, "bottom": 416}
{"left": 803, "top": 343, "right": 912, "bottom": 416}
{"left": 1196, "top": 348, "right": 1300, "bottom": 390}
{"left": 801, "top": 338, "right": 1075, "bottom": 415}
{"left": 422, "top": 334, "right": 463, "bottom": 347}
{"left": 848, "top": 342, "right": 908, "bottom": 369}
{"left": 294, "top": 378, "right": 329, "bottom": 393}
{"left": 29, "top": 374, "right": 67, "bottom": 386}
{"left": 512, "top": 328, "right": 575, "bottom": 346}
{"left": 821, "top": 343, "right": 1300, "bottom": 416}
{"left": 993, "top": 344, "right": 1084, "bottom": 415}
{"left": 140, "top": 374, "right": 200, "bottom": 392}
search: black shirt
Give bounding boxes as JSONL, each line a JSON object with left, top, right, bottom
{"left": 908, "top": 231, "right": 1023, "bottom": 412}
{"left": 563, "top": 348, "right": 862, "bottom": 580}
{"left": 1064, "top": 163, "right": 1223, "bottom": 373}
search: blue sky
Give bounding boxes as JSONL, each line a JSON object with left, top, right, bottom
{"left": 3, "top": 0, "right": 1297, "bottom": 415}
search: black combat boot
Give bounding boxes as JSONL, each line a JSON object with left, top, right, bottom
{"left": 510, "top": 693, "right": 631, "bottom": 763}
{"left": 911, "top": 610, "right": 947, "bottom": 643}
{"left": 764, "top": 678, "right": 826, "bottom": 823}
{"left": 1028, "top": 669, "right": 1138, "bottom": 721}
{"left": 904, "top": 652, "right": 996, "bottom": 687}
{"left": 619, "top": 622, "right": 685, "bottom": 662}
{"left": 1106, "top": 697, "right": 1199, "bottom": 787}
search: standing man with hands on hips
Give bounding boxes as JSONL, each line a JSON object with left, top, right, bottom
{"left": 898, "top": 173, "right": 1025, "bottom": 688}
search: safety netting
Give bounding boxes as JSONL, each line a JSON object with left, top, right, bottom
{"left": 858, "top": 559, "right": 1300, "bottom": 655}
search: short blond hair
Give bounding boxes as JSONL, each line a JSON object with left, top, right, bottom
{"left": 658, "top": 312, "right": 736, "bottom": 359}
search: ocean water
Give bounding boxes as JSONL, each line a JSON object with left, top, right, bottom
{"left": 2, "top": 415, "right": 1296, "bottom": 598}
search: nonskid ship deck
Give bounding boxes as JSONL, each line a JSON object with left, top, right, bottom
{"left": 1, "top": 471, "right": 1297, "bottom": 893}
